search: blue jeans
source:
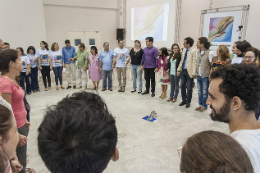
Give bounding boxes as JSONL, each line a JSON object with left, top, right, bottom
{"left": 169, "top": 74, "right": 180, "bottom": 99}
{"left": 20, "top": 72, "right": 31, "bottom": 94}
{"left": 102, "top": 70, "right": 113, "bottom": 89}
{"left": 30, "top": 67, "right": 39, "bottom": 91}
{"left": 197, "top": 76, "right": 209, "bottom": 109}
{"left": 131, "top": 65, "right": 143, "bottom": 91}
{"left": 181, "top": 70, "right": 194, "bottom": 103}
{"left": 53, "top": 67, "right": 63, "bottom": 85}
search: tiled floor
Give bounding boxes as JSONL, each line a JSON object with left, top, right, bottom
{"left": 26, "top": 71, "right": 229, "bottom": 173}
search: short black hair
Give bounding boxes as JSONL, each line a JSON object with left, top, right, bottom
{"left": 118, "top": 39, "right": 124, "bottom": 43}
{"left": 145, "top": 37, "right": 154, "bottom": 43}
{"left": 236, "top": 40, "right": 251, "bottom": 53}
{"left": 184, "top": 37, "right": 194, "bottom": 47}
{"left": 91, "top": 46, "right": 98, "bottom": 54}
{"left": 27, "top": 46, "right": 36, "bottom": 55}
{"left": 38, "top": 92, "right": 117, "bottom": 173}
{"left": 65, "top": 39, "right": 70, "bottom": 44}
{"left": 0, "top": 49, "right": 18, "bottom": 74}
{"left": 79, "top": 43, "right": 85, "bottom": 49}
{"left": 3, "top": 42, "right": 9, "bottom": 46}
{"left": 211, "top": 64, "right": 260, "bottom": 112}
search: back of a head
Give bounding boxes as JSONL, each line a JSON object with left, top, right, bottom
{"left": 211, "top": 64, "right": 260, "bottom": 112}
{"left": 180, "top": 130, "right": 254, "bottom": 173}
{"left": 38, "top": 91, "right": 118, "bottom": 173}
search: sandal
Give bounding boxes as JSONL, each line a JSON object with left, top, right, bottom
{"left": 93, "top": 86, "right": 96, "bottom": 90}
{"left": 172, "top": 99, "right": 177, "bottom": 102}
{"left": 25, "top": 168, "right": 36, "bottom": 173}
{"left": 45, "top": 88, "right": 48, "bottom": 91}
{"left": 167, "top": 98, "right": 173, "bottom": 102}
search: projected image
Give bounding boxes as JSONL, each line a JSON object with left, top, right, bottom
{"left": 208, "top": 16, "right": 234, "bottom": 42}
{"left": 131, "top": 3, "right": 169, "bottom": 41}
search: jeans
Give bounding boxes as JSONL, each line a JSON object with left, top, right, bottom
{"left": 169, "top": 74, "right": 180, "bottom": 99}
{"left": 20, "top": 72, "right": 31, "bottom": 94}
{"left": 180, "top": 69, "right": 194, "bottom": 103}
{"left": 102, "top": 70, "right": 113, "bottom": 89}
{"left": 131, "top": 65, "right": 143, "bottom": 91}
{"left": 116, "top": 67, "right": 127, "bottom": 87}
{"left": 30, "top": 67, "right": 39, "bottom": 91}
{"left": 53, "top": 67, "right": 63, "bottom": 85}
{"left": 197, "top": 76, "right": 209, "bottom": 109}
{"left": 41, "top": 66, "right": 51, "bottom": 88}
{"left": 17, "top": 124, "right": 28, "bottom": 173}
{"left": 144, "top": 68, "right": 156, "bottom": 92}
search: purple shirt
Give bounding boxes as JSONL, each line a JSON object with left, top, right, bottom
{"left": 140, "top": 46, "right": 158, "bottom": 68}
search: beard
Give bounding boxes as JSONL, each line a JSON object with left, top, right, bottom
{"left": 209, "top": 100, "right": 231, "bottom": 123}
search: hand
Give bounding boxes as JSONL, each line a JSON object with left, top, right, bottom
{"left": 26, "top": 121, "right": 31, "bottom": 129}
{"left": 26, "top": 71, "right": 29, "bottom": 76}
{"left": 50, "top": 66, "right": 53, "bottom": 71}
{"left": 99, "top": 68, "right": 102, "bottom": 72}
{"left": 166, "top": 69, "right": 169, "bottom": 74}
{"left": 112, "top": 65, "right": 115, "bottom": 70}
{"left": 17, "top": 134, "right": 27, "bottom": 147}
{"left": 154, "top": 68, "right": 158, "bottom": 72}
{"left": 68, "top": 58, "right": 73, "bottom": 61}
{"left": 10, "top": 156, "right": 23, "bottom": 172}
{"left": 38, "top": 66, "right": 42, "bottom": 70}
{"left": 140, "top": 66, "right": 143, "bottom": 71}
{"left": 193, "top": 76, "right": 197, "bottom": 79}
{"left": 209, "top": 78, "right": 211, "bottom": 83}
{"left": 177, "top": 72, "right": 181, "bottom": 77}
{"left": 83, "top": 67, "right": 87, "bottom": 72}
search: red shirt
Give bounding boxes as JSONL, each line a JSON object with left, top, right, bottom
{"left": 0, "top": 77, "right": 27, "bottom": 128}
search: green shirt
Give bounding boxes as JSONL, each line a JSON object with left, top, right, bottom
{"left": 75, "top": 50, "right": 89, "bottom": 69}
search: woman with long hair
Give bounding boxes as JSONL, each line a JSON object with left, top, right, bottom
{"left": 88, "top": 46, "right": 102, "bottom": 90}
{"left": 37, "top": 41, "right": 52, "bottom": 91}
{"left": 27, "top": 46, "right": 40, "bottom": 93}
{"left": 125, "top": 40, "right": 144, "bottom": 93}
{"left": 0, "top": 49, "right": 32, "bottom": 173}
{"left": 157, "top": 47, "right": 169, "bottom": 99}
{"left": 166, "top": 44, "right": 181, "bottom": 102}
{"left": 180, "top": 130, "right": 253, "bottom": 173}
{"left": 17, "top": 47, "right": 31, "bottom": 95}
{"left": 49, "top": 43, "right": 65, "bottom": 90}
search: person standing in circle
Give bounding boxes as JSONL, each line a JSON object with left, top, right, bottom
{"left": 37, "top": 41, "right": 52, "bottom": 91}
{"left": 27, "top": 46, "right": 40, "bottom": 93}
{"left": 157, "top": 48, "right": 169, "bottom": 99}
{"left": 88, "top": 46, "right": 102, "bottom": 90}
{"left": 49, "top": 43, "right": 65, "bottom": 90}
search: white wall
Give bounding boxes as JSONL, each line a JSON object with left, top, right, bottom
{"left": 0, "top": 0, "right": 47, "bottom": 50}
{"left": 43, "top": 0, "right": 119, "bottom": 51}
{"left": 180, "top": 0, "right": 260, "bottom": 49}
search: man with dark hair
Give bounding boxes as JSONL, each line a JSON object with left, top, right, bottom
{"left": 177, "top": 37, "right": 197, "bottom": 108}
{"left": 38, "top": 91, "right": 119, "bottom": 173}
{"left": 62, "top": 39, "right": 77, "bottom": 89}
{"left": 4, "top": 42, "right": 10, "bottom": 49}
{"left": 112, "top": 39, "right": 129, "bottom": 92}
{"left": 194, "top": 37, "right": 214, "bottom": 112}
{"left": 236, "top": 40, "right": 251, "bottom": 57}
{"left": 71, "top": 43, "right": 89, "bottom": 89}
{"left": 141, "top": 37, "right": 158, "bottom": 97}
{"left": 207, "top": 64, "right": 260, "bottom": 172}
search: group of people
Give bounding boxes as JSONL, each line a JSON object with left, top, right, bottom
{"left": 0, "top": 37, "right": 260, "bottom": 173}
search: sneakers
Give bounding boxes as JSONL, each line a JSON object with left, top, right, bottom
{"left": 197, "top": 107, "right": 206, "bottom": 112}
{"left": 118, "top": 87, "right": 122, "bottom": 92}
{"left": 179, "top": 101, "right": 186, "bottom": 106}
{"left": 195, "top": 106, "right": 202, "bottom": 111}
{"left": 121, "top": 87, "right": 125, "bottom": 92}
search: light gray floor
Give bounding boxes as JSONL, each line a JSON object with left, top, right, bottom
{"left": 26, "top": 71, "right": 229, "bottom": 173}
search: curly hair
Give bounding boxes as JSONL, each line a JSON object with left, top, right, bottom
{"left": 51, "top": 42, "right": 58, "bottom": 51}
{"left": 218, "top": 45, "right": 230, "bottom": 61}
{"left": 0, "top": 49, "right": 18, "bottom": 75}
{"left": 198, "top": 37, "right": 210, "bottom": 49}
{"left": 38, "top": 91, "right": 117, "bottom": 173}
{"left": 180, "top": 130, "right": 253, "bottom": 173}
{"left": 210, "top": 64, "right": 260, "bottom": 112}
{"left": 244, "top": 47, "right": 259, "bottom": 64}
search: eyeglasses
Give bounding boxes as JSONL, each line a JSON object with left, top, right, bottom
{"left": 244, "top": 56, "right": 255, "bottom": 60}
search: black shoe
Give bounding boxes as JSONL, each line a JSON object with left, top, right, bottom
{"left": 141, "top": 90, "right": 149, "bottom": 95}
{"left": 186, "top": 103, "right": 190, "bottom": 108}
{"left": 109, "top": 88, "right": 113, "bottom": 91}
{"left": 118, "top": 87, "right": 122, "bottom": 92}
{"left": 73, "top": 85, "right": 76, "bottom": 89}
{"left": 179, "top": 101, "right": 187, "bottom": 106}
{"left": 27, "top": 92, "right": 31, "bottom": 95}
{"left": 151, "top": 92, "right": 155, "bottom": 97}
{"left": 138, "top": 91, "right": 142, "bottom": 94}
{"left": 102, "top": 89, "right": 106, "bottom": 91}
{"left": 131, "top": 90, "right": 136, "bottom": 93}
{"left": 66, "top": 86, "right": 71, "bottom": 89}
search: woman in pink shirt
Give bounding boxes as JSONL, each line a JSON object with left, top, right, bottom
{"left": 0, "top": 49, "right": 29, "bottom": 173}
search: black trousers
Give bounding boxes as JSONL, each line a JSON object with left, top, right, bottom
{"left": 41, "top": 66, "right": 51, "bottom": 88}
{"left": 180, "top": 69, "right": 194, "bottom": 103}
{"left": 144, "top": 68, "right": 155, "bottom": 92}
{"left": 17, "top": 124, "right": 28, "bottom": 173}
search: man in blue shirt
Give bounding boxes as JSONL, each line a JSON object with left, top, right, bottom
{"left": 99, "top": 42, "right": 114, "bottom": 91}
{"left": 62, "top": 40, "right": 76, "bottom": 89}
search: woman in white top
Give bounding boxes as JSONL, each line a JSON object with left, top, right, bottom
{"left": 37, "top": 41, "right": 52, "bottom": 91}
{"left": 49, "top": 43, "right": 65, "bottom": 90}
{"left": 17, "top": 47, "right": 31, "bottom": 95}
{"left": 27, "top": 46, "right": 40, "bottom": 93}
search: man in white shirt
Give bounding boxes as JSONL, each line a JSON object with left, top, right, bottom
{"left": 206, "top": 64, "right": 260, "bottom": 173}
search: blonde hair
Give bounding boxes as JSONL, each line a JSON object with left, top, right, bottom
{"left": 218, "top": 45, "right": 230, "bottom": 61}
{"left": 51, "top": 42, "right": 58, "bottom": 51}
